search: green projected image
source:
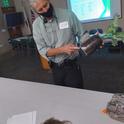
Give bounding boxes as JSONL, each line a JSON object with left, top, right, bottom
{"left": 69, "top": 0, "right": 111, "bottom": 22}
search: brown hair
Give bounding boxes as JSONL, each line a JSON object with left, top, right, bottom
{"left": 43, "top": 118, "right": 71, "bottom": 124}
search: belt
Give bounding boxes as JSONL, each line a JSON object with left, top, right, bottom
{"left": 49, "top": 58, "right": 77, "bottom": 68}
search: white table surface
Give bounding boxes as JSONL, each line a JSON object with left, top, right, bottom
{"left": 0, "top": 77, "right": 122, "bottom": 124}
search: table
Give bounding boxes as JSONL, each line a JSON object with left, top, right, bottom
{"left": 0, "top": 77, "right": 122, "bottom": 124}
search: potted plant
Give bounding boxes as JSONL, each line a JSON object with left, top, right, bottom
{"left": 101, "top": 15, "right": 124, "bottom": 53}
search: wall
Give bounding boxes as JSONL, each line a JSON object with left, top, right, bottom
{"left": 0, "top": 7, "right": 4, "bottom": 29}
{"left": 51, "top": 0, "right": 67, "bottom": 8}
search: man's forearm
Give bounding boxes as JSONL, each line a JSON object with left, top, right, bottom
{"left": 47, "top": 47, "right": 63, "bottom": 57}
{"left": 47, "top": 44, "right": 79, "bottom": 57}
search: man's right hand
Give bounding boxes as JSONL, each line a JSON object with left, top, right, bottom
{"left": 61, "top": 43, "right": 79, "bottom": 55}
{"left": 47, "top": 43, "right": 79, "bottom": 57}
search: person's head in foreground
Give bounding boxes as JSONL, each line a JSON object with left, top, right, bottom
{"left": 42, "top": 118, "right": 72, "bottom": 124}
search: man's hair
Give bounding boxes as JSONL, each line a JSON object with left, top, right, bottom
{"left": 42, "top": 118, "right": 71, "bottom": 124}
{"left": 29, "top": 0, "right": 49, "bottom": 4}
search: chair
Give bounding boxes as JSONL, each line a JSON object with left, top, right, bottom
{"left": 27, "top": 37, "right": 37, "bottom": 55}
{"left": 20, "top": 39, "right": 28, "bottom": 55}
{"left": 8, "top": 38, "right": 21, "bottom": 50}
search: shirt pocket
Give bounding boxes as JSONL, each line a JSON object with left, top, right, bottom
{"left": 58, "top": 27, "right": 74, "bottom": 44}
{"left": 45, "top": 28, "right": 58, "bottom": 48}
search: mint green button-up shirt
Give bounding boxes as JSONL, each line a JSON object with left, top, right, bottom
{"left": 33, "top": 8, "right": 84, "bottom": 63}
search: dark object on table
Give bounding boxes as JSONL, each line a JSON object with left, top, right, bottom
{"left": 107, "top": 93, "right": 124, "bottom": 122}
{"left": 80, "top": 35, "right": 103, "bottom": 55}
{"left": 89, "top": 28, "right": 103, "bottom": 35}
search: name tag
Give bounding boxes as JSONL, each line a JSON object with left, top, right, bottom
{"left": 59, "top": 21, "right": 69, "bottom": 29}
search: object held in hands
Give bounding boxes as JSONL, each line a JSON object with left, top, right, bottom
{"left": 80, "top": 35, "right": 103, "bottom": 55}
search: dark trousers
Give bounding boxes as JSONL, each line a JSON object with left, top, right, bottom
{"left": 50, "top": 58, "right": 83, "bottom": 89}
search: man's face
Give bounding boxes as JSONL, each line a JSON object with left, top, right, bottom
{"left": 32, "top": 0, "right": 50, "bottom": 14}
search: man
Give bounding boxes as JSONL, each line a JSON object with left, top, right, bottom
{"left": 30, "top": 0, "right": 85, "bottom": 88}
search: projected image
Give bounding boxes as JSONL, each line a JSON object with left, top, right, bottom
{"left": 70, "top": 0, "right": 111, "bottom": 22}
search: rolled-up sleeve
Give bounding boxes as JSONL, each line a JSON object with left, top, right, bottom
{"left": 33, "top": 21, "right": 51, "bottom": 60}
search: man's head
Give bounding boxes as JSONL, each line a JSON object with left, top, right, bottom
{"left": 30, "top": 0, "right": 53, "bottom": 18}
